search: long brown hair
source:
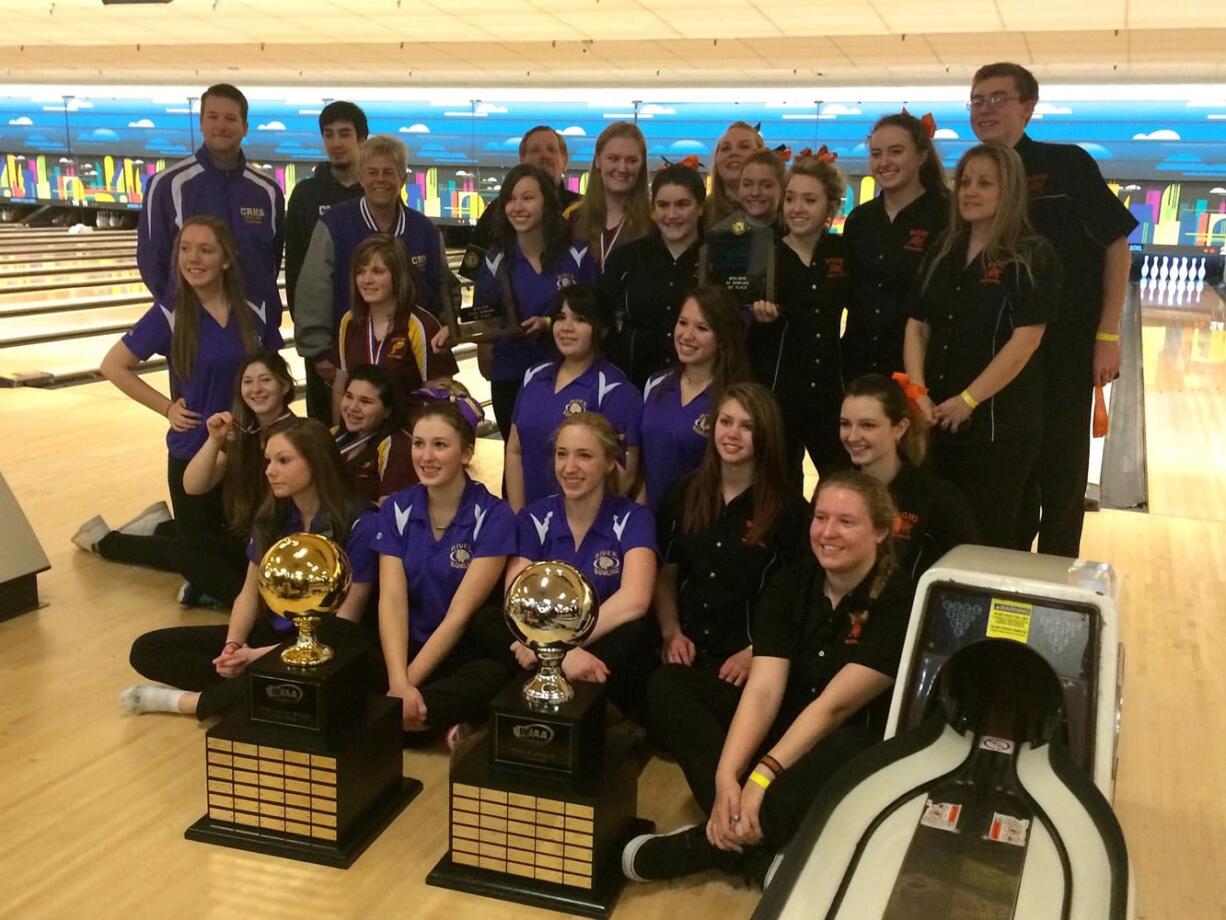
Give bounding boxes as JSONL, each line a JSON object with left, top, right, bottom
{"left": 491, "top": 164, "right": 570, "bottom": 267}
{"left": 706, "top": 121, "right": 765, "bottom": 224}
{"left": 813, "top": 469, "right": 898, "bottom": 595}
{"left": 650, "top": 284, "right": 749, "bottom": 406}
{"left": 223, "top": 351, "right": 295, "bottom": 535}
{"left": 922, "top": 144, "right": 1044, "bottom": 291}
{"left": 253, "top": 418, "right": 362, "bottom": 557}
{"left": 348, "top": 234, "right": 417, "bottom": 324}
{"left": 571, "top": 121, "right": 651, "bottom": 258}
{"left": 870, "top": 111, "right": 949, "bottom": 201}
{"left": 170, "top": 215, "right": 259, "bottom": 381}
{"left": 843, "top": 373, "right": 929, "bottom": 467}
{"left": 681, "top": 382, "right": 790, "bottom": 545}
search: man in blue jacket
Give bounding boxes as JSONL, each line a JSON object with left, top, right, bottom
{"left": 138, "top": 83, "right": 286, "bottom": 339}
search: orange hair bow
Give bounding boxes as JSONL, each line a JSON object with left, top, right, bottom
{"left": 658, "top": 154, "right": 705, "bottom": 172}
{"left": 901, "top": 107, "right": 939, "bottom": 139}
{"left": 891, "top": 371, "right": 928, "bottom": 406}
{"left": 773, "top": 143, "right": 792, "bottom": 163}
{"left": 815, "top": 144, "right": 838, "bottom": 163}
{"left": 796, "top": 147, "right": 813, "bottom": 159}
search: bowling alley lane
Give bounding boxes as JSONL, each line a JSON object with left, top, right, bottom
{"left": 0, "top": 281, "right": 150, "bottom": 313}
{"left": 0, "top": 250, "right": 138, "bottom": 266}
{"left": 0, "top": 267, "right": 143, "bottom": 294}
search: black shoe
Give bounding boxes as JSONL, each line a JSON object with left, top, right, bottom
{"left": 622, "top": 824, "right": 738, "bottom": 882}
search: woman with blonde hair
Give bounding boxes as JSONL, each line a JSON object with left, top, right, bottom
{"left": 569, "top": 121, "right": 651, "bottom": 268}
{"left": 706, "top": 121, "right": 766, "bottom": 225}
{"left": 903, "top": 143, "right": 1062, "bottom": 548}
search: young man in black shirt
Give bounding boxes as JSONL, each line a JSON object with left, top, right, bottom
{"left": 968, "top": 63, "right": 1138, "bottom": 557}
{"left": 284, "top": 101, "right": 369, "bottom": 420}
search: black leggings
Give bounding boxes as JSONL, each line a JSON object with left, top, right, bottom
{"left": 128, "top": 617, "right": 382, "bottom": 720}
{"left": 646, "top": 664, "right": 877, "bottom": 850}
{"left": 168, "top": 531, "right": 249, "bottom": 605}
{"left": 931, "top": 435, "right": 1041, "bottom": 551}
{"left": 490, "top": 379, "right": 521, "bottom": 441}
{"left": 97, "top": 453, "right": 227, "bottom": 573}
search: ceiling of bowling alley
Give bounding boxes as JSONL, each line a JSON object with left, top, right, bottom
{"left": 0, "top": 0, "right": 1222, "bottom": 85}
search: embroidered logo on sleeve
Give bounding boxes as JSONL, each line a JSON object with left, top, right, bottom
{"left": 394, "top": 503, "right": 412, "bottom": 536}
{"left": 596, "top": 371, "right": 621, "bottom": 407}
{"left": 611, "top": 511, "right": 630, "bottom": 542}
{"left": 530, "top": 511, "right": 553, "bottom": 545}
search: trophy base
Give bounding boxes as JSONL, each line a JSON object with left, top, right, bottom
{"left": 186, "top": 777, "right": 421, "bottom": 869}
{"left": 187, "top": 695, "right": 419, "bottom": 868}
{"left": 427, "top": 819, "right": 652, "bottom": 920}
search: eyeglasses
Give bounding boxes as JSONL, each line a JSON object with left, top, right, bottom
{"left": 966, "top": 93, "right": 1021, "bottom": 111}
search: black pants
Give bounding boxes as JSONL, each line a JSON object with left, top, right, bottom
{"left": 470, "top": 606, "right": 656, "bottom": 721}
{"left": 1017, "top": 378, "right": 1093, "bottom": 557}
{"left": 304, "top": 359, "right": 333, "bottom": 424}
{"left": 646, "top": 664, "right": 877, "bottom": 850}
{"left": 783, "top": 405, "right": 845, "bottom": 489}
{"left": 168, "top": 531, "right": 249, "bottom": 605}
{"left": 97, "top": 454, "right": 227, "bottom": 573}
{"left": 490, "top": 379, "right": 520, "bottom": 441}
{"left": 415, "top": 652, "right": 517, "bottom": 730}
{"left": 932, "top": 435, "right": 1041, "bottom": 551}
{"left": 129, "top": 617, "right": 382, "bottom": 720}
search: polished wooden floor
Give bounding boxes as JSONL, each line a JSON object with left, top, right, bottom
{"left": 2, "top": 297, "right": 1226, "bottom": 917}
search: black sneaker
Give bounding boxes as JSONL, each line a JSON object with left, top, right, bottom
{"left": 622, "top": 824, "right": 738, "bottom": 882}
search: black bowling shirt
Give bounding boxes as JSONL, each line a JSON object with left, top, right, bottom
{"left": 887, "top": 461, "right": 981, "bottom": 581}
{"left": 1014, "top": 135, "right": 1138, "bottom": 376}
{"left": 752, "top": 556, "right": 913, "bottom": 736}
{"left": 908, "top": 236, "right": 1062, "bottom": 442}
{"left": 842, "top": 190, "right": 949, "bottom": 381}
{"left": 746, "top": 232, "right": 849, "bottom": 415}
{"left": 601, "top": 233, "right": 702, "bottom": 389}
{"left": 658, "top": 482, "right": 810, "bottom": 662}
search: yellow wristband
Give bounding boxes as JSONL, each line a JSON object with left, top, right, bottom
{"left": 959, "top": 390, "right": 979, "bottom": 410}
{"left": 748, "top": 771, "right": 773, "bottom": 790}
{"left": 1095, "top": 332, "right": 1120, "bottom": 342}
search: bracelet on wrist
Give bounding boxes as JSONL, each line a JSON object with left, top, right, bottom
{"left": 959, "top": 389, "right": 979, "bottom": 410}
{"left": 1095, "top": 332, "right": 1120, "bottom": 342}
{"left": 748, "top": 770, "right": 773, "bottom": 790}
{"left": 222, "top": 640, "right": 242, "bottom": 651}
{"left": 758, "top": 754, "right": 784, "bottom": 777}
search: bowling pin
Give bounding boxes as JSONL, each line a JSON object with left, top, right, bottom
{"left": 1141, "top": 254, "right": 1151, "bottom": 279}
{"left": 1198, "top": 257, "right": 1207, "bottom": 281}
{"left": 1159, "top": 256, "right": 1169, "bottom": 279}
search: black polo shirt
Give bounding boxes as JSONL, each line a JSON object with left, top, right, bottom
{"left": 887, "top": 461, "right": 981, "bottom": 581}
{"left": 1014, "top": 134, "right": 1138, "bottom": 382}
{"left": 658, "top": 481, "right": 810, "bottom": 662}
{"left": 746, "top": 232, "right": 849, "bottom": 415}
{"left": 752, "top": 556, "right": 913, "bottom": 735}
{"left": 842, "top": 190, "right": 949, "bottom": 381}
{"left": 601, "top": 233, "right": 702, "bottom": 389}
{"left": 908, "top": 236, "right": 1062, "bottom": 442}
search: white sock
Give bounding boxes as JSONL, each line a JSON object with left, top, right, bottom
{"left": 120, "top": 684, "right": 186, "bottom": 715}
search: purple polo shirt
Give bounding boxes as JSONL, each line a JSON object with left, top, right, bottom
{"left": 122, "top": 300, "right": 274, "bottom": 460}
{"left": 515, "top": 493, "right": 657, "bottom": 604}
{"left": 246, "top": 505, "right": 380, "bottom": 634}
{"left": 373, "top": 478, "right": 515, "bottom": 653}
{"left": 640, "top": 370, "right": 713, "bottom": 510}
{"left": 472, "top": 239, "right": 600, "bottom": 382}
{"left": 511, "top": 357, "right": 643, "bottom": 505}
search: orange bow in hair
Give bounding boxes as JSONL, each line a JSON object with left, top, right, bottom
{"left": 815, "top": 144, "right": 838, "bottom": 163}
{"left": 902, "top": 107, "right": 939, "bottom": 139}
{"left": 774, "top": 144, "right": 792, "bottom": 163}
{"left": 797, "top": 147, "right": 813, "bottom": 159}
{"left": 659, "top": 154, "right": 705, "bottom": 172}
{"left": 891, "top": 371, "right": 928, "bottom": 407}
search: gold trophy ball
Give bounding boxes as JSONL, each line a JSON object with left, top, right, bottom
{"left": 504, "top": 561, "right": 598, "bottom": 707}
{"left": 257, "top": 532, "right": 351, "bottom": 667}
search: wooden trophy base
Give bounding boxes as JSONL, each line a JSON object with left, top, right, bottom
{"left": 186, "top": 695, "right": 421, "bottom": 869}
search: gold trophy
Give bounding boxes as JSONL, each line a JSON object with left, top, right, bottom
{"left": 504, "top": 561, "right": 598, "bottom": 708}
{"left": 258, "top": 532, "right": 351, "bottom": 667}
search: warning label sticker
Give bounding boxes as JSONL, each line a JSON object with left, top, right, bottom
{"left": 986, "top": 598, "right": 1033, "bottom": 643}
{"left": 987, "top": 812, "right": 1031, "bottom": 847}
{"left": 979, "top": 736, "right": 1016, "bottom": 754}
{"left": 921, "top": 800, "right": 962, "bottom": 833}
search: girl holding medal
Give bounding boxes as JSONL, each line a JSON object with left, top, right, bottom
{"left": 626, "top": 471, "right": 912, "bottom": 887}
{"left": 172, "top": 350, "right": 297, "bottom": 606}
{"left": 374, "top": 389, "right": 519, "bottom": 738}
{"left": 331, "top": 234, "right": 456, "bottom": 422}
{"left": 121, "top": 419, "right": 382, "bottom": 719}
{"left": 638, "top": 286, "right": 750, "bottom": 510}
{"left": 568, "top": 121, "right": 651, "bottom": 269}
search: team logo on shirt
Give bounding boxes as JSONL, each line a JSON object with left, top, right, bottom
{"left": 317, "top": 204, "right": 333, "bottom": 217}
{"left": 981, "top": 262, "right": 1005, "bottom": 285}
{"left": 563, "top": 398, "right": 587, "bottom": 417}
{"left": 1027, "top": 173, "right": 1048, "bottom": 196}
{"left": 692, "top": 413, "right": 711, "bottom": 437}
{"left": 388, "top": 338, "right": 406, "bottom": 358}
{"left": 449, "top": 542, "right": 474, "bottom": 570}
{"left": 556, "top": 273, "right": 577, "bottom": 290}
{"left": 592, "top": 550, "right": 621, "bottom": 577}
{"left": 411, "top": 254, "right": 427, "bottom": 268}
{"left": 845, "top": 610, "right": 870, "bottom": 645}
{"left": 240, "top": 206, "right": 266, "bottom": 224}
{"left": 730, "top": 218, "right": 749, "bottom": 235}
{"left": 893, "top": 512, "right": 918, "bottom": 540}
{"left": 903, "top": 228, "right": 930, "bottom": 253}
{"left": 824, "top": 256, "right": 847, "bottom": 278}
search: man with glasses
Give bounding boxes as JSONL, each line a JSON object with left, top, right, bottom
{"left": 968, "top": 62, "right": 1137, "bottom": 557}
